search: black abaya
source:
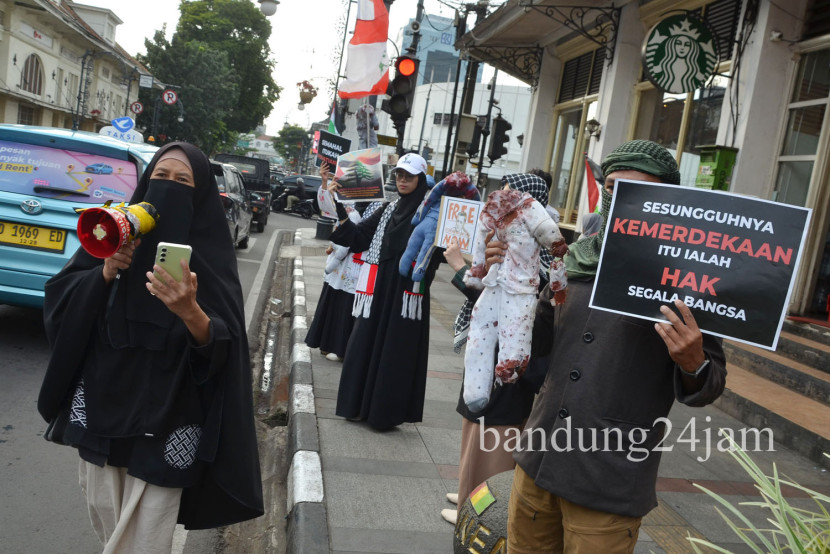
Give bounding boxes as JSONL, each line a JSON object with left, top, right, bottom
{"left": 304, "top": 282, "right": 355, "bottom": 358}
{"left": 329, "top": 176, "right": 436, "bottom": 429}
{"left": 335, "top": 256, "right": 439, "bottom": 428}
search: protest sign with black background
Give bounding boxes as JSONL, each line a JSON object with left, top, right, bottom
{"left": 316, "top": 131, "right": 351, "bottom": 168}
{"left": 590, "top": 180, "right": 811, "bottom": 350}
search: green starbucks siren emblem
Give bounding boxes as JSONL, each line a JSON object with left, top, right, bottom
{"left": 643, "top": 14, "right": 718, "bottom": 94}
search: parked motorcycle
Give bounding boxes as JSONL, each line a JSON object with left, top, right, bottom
{"left": 272, "top": 188, "right": 314, "bottom": 219}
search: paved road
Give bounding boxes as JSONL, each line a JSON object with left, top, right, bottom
{"left": 0, "top": 212, "right": 313, "bottom": 554}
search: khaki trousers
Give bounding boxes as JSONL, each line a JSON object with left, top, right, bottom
{"left": 79, "top": 460, "right": 182, "bottom": 554}
{"left": 507, "top": 464, "right": 641, "bottom": 554}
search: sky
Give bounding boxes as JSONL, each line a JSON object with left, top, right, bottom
{"left": 77, "top": 0, "right": 477, "bottom": 137}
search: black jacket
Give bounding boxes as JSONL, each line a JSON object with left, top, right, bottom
{"left": 514, "top": 279, "right": 726, "bottom": 518}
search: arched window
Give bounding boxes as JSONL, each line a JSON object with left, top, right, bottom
{"left": 20, "top": 54, "right": 43, "bottom": 95}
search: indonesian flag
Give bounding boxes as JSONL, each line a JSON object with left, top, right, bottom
{"left": 584, "top": 153, "right": 603, "bottom": 213}
{"left": 338, "top": 0, "right": 390, "bottom": 99}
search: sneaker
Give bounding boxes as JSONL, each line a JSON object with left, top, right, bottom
{"left": 446, "top": 493, "right": 458, "bottom": 505}
{"left": 320, "top": 350, "right": 330, "bottom": 356}
{"left": 441, "top": 508, "right": 457, "bottom": 525}
{"left": 326, "top": 352, "right": 342, "bottom": 361}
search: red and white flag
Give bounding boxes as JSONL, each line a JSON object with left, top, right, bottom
{"left": 338, "top": 0, "right": 390, "bottom": 99}
{"left": 584, "top": 153, "right": 603, "bottom": 213}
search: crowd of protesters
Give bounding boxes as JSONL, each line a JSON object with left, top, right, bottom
{"left": 304, "top": 140, "right": 726, "bottom": 553}
{"left": 39, "top": 138, "right": 725, "bottom": 553}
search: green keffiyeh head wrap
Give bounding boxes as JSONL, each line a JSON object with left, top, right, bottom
{"left": 565, "top": 140, "right": 679, "bottom": 279}
{"left": 600, "top": 139, "right": 681, "bottom": 185}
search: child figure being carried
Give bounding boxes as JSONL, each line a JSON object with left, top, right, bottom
{"left": 462, "top": 173, "right": 568, "bottom": 412}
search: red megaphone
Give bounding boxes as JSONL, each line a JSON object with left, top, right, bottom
{"left": 76, "top": 202, "right": 158, "bottom": 258}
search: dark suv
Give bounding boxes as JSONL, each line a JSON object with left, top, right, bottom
{"left": 214, "top": 154, "right": 271, "bottom": 232}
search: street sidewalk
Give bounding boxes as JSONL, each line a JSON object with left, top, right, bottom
{"left": 287, "top": 227, "right": 829, "bottom": 554}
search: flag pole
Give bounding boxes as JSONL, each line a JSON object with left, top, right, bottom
{"left": 332, "top": 0, "right": 355, "bottom": 127}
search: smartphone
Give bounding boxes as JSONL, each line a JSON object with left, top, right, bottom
{"left": 154, "top": 242, "right": 192, "bottom": 283}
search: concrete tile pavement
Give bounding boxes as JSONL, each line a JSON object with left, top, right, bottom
{"left": 291, "top": 227, "right": 830, "bottom": 553}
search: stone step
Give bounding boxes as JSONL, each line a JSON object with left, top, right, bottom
{"left": 714, "top": 365, "right": 830, "bottom": 469}
{"left": 723, "top": 339, "right": 830, "bottom": 406}
{"left": 776, "top": 331, "right": 830, "bottom": 375}
{"left": 783, "top": 318, "right": 830, "bottom": 348}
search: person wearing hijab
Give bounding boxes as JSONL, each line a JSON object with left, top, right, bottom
{"left": 305, "top": 162, "right": 382, "bottom": 361}
{"left": 38, "top": 142, "right": 263, "bottom": 552}
{"left": 505, "top": 140, "right": 727, "bottom": 553}
{"left": 578, "top": 212, "right": 602, "bottom": 239}
{"left": 327, "top": 153, "right": 434, "bottom": 430}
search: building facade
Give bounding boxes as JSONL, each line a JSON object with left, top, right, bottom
{"left": 458, "top": 0, "right": 830, "bottom": 319}
{"left": 399, "top": 13, "right": 482, "bottom": 86}
{"left": 0, "top": 0, "right": 150, "bottom": 131}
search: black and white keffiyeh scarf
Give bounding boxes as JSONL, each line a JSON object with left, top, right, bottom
{"left": 352, "top": 199, "right": 399, "bottom": 318}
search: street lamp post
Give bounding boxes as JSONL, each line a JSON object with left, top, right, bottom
{"left": 150, "top": 95, "right": 185, "bottom": 142}
{"left": 258, "top": 0, "right": 279, "bottom": 16}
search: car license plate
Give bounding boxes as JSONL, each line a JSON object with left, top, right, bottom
{"left": 0, "top": 220, "right": 67, "bottom": 253}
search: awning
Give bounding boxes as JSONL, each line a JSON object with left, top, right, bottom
{"left": 457, "top": 0, "right": 621, "bottom": 87}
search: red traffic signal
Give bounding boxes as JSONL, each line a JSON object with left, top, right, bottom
{"left": 382, "top": 55, "right": 420, "bottom": 123}
{"left": 397, "top": 57, "right": 417, "bottom": 77}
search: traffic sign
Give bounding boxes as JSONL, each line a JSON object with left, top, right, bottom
{"left": 129, "top": 101, "right": 143, "bottom": 115}
{"left": 162, "top": 89, "right": 178, "bottom": 105}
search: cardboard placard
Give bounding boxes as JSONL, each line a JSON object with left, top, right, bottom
{"left": 333, "top": 147, "right": 385, "bottom": 202}
{"left": 590, "top": 180, "right": 811, "bottom": 350}
{"left": 435, "top": 196, "right": 484, "bottom": 255}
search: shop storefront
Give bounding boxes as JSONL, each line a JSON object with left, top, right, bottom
{"left": 459, "top": 0, "right": 830, "bottom": 321}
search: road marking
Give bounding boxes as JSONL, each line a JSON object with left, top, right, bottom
{"left": 245, "top": 231, "right": 281, "bottom": 339}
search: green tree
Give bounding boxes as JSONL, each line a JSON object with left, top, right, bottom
{"left": 137, "top": 30, "right": 239, "bottom": 154}
{"left": 354, "top": 161, "right": 372, "bottom": 186}
{"left": 272, "top": 125, "right": 308, "bottom": 158}
{"left": 175, "top": 0, "right": 280, "bottom": 133}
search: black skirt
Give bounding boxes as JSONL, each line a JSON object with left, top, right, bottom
{"left": 335, "top": 260, "right": 433, "bottom": 429}
{"left": 305, "top": 282, "right": 356, "bottom": 359}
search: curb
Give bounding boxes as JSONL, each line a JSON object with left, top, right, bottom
{"left": 285, "top": 228, "right": 330, "bottom": 553}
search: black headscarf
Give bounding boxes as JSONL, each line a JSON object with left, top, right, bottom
{"left": 378, "top": 172, "right": 428, "bottom": 262}
{"left": 40, "top": 142, "right": 263, "bottom": 529}
{"left": 107, "top": 142, "right": 241, "bottom": 350}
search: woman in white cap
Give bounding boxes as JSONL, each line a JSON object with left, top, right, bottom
{"left": 329, "top": 153, "right": 436, "bottom": 429}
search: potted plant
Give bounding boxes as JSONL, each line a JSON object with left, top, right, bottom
{"left": 297, "top": 81, "right": 317, "bottom": 105}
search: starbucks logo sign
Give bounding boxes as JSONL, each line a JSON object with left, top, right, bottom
{"left": 642, "top": 14, "right": 718, "bottom": 94}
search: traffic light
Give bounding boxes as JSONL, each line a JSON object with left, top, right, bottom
{"left": 381, "top": 55, "right": 420, "bottom": 124}
{"left": 488, "top": 115, "right": 512, "bottom": 162}
{"left": 466, "top": 121, "right": 483, "bottom": 157}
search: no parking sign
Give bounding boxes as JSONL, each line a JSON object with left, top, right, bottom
{"left": 162, "top": 89, "right": 178, "bottom": 105}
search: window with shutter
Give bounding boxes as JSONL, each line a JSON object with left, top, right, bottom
{"left": 20, "top": 55, "right": 43, "bottom": 96}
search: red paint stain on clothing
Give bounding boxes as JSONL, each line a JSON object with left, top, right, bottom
{"left": 495, "top": 355, "right": 530, "bottom": 383}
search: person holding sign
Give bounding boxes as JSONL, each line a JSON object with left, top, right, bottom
{"left": 327, "top": 153, "right": 437, "bottom": 429}
{"left": 305, "top": 162, "right": 379, "bottom": 361}
{"left": 505, "top": 140, "right": 727, "bottom": 553}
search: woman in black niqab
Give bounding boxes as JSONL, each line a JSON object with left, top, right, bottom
{"left": 38, "top": 142, "right": 263, "bottom": 548}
